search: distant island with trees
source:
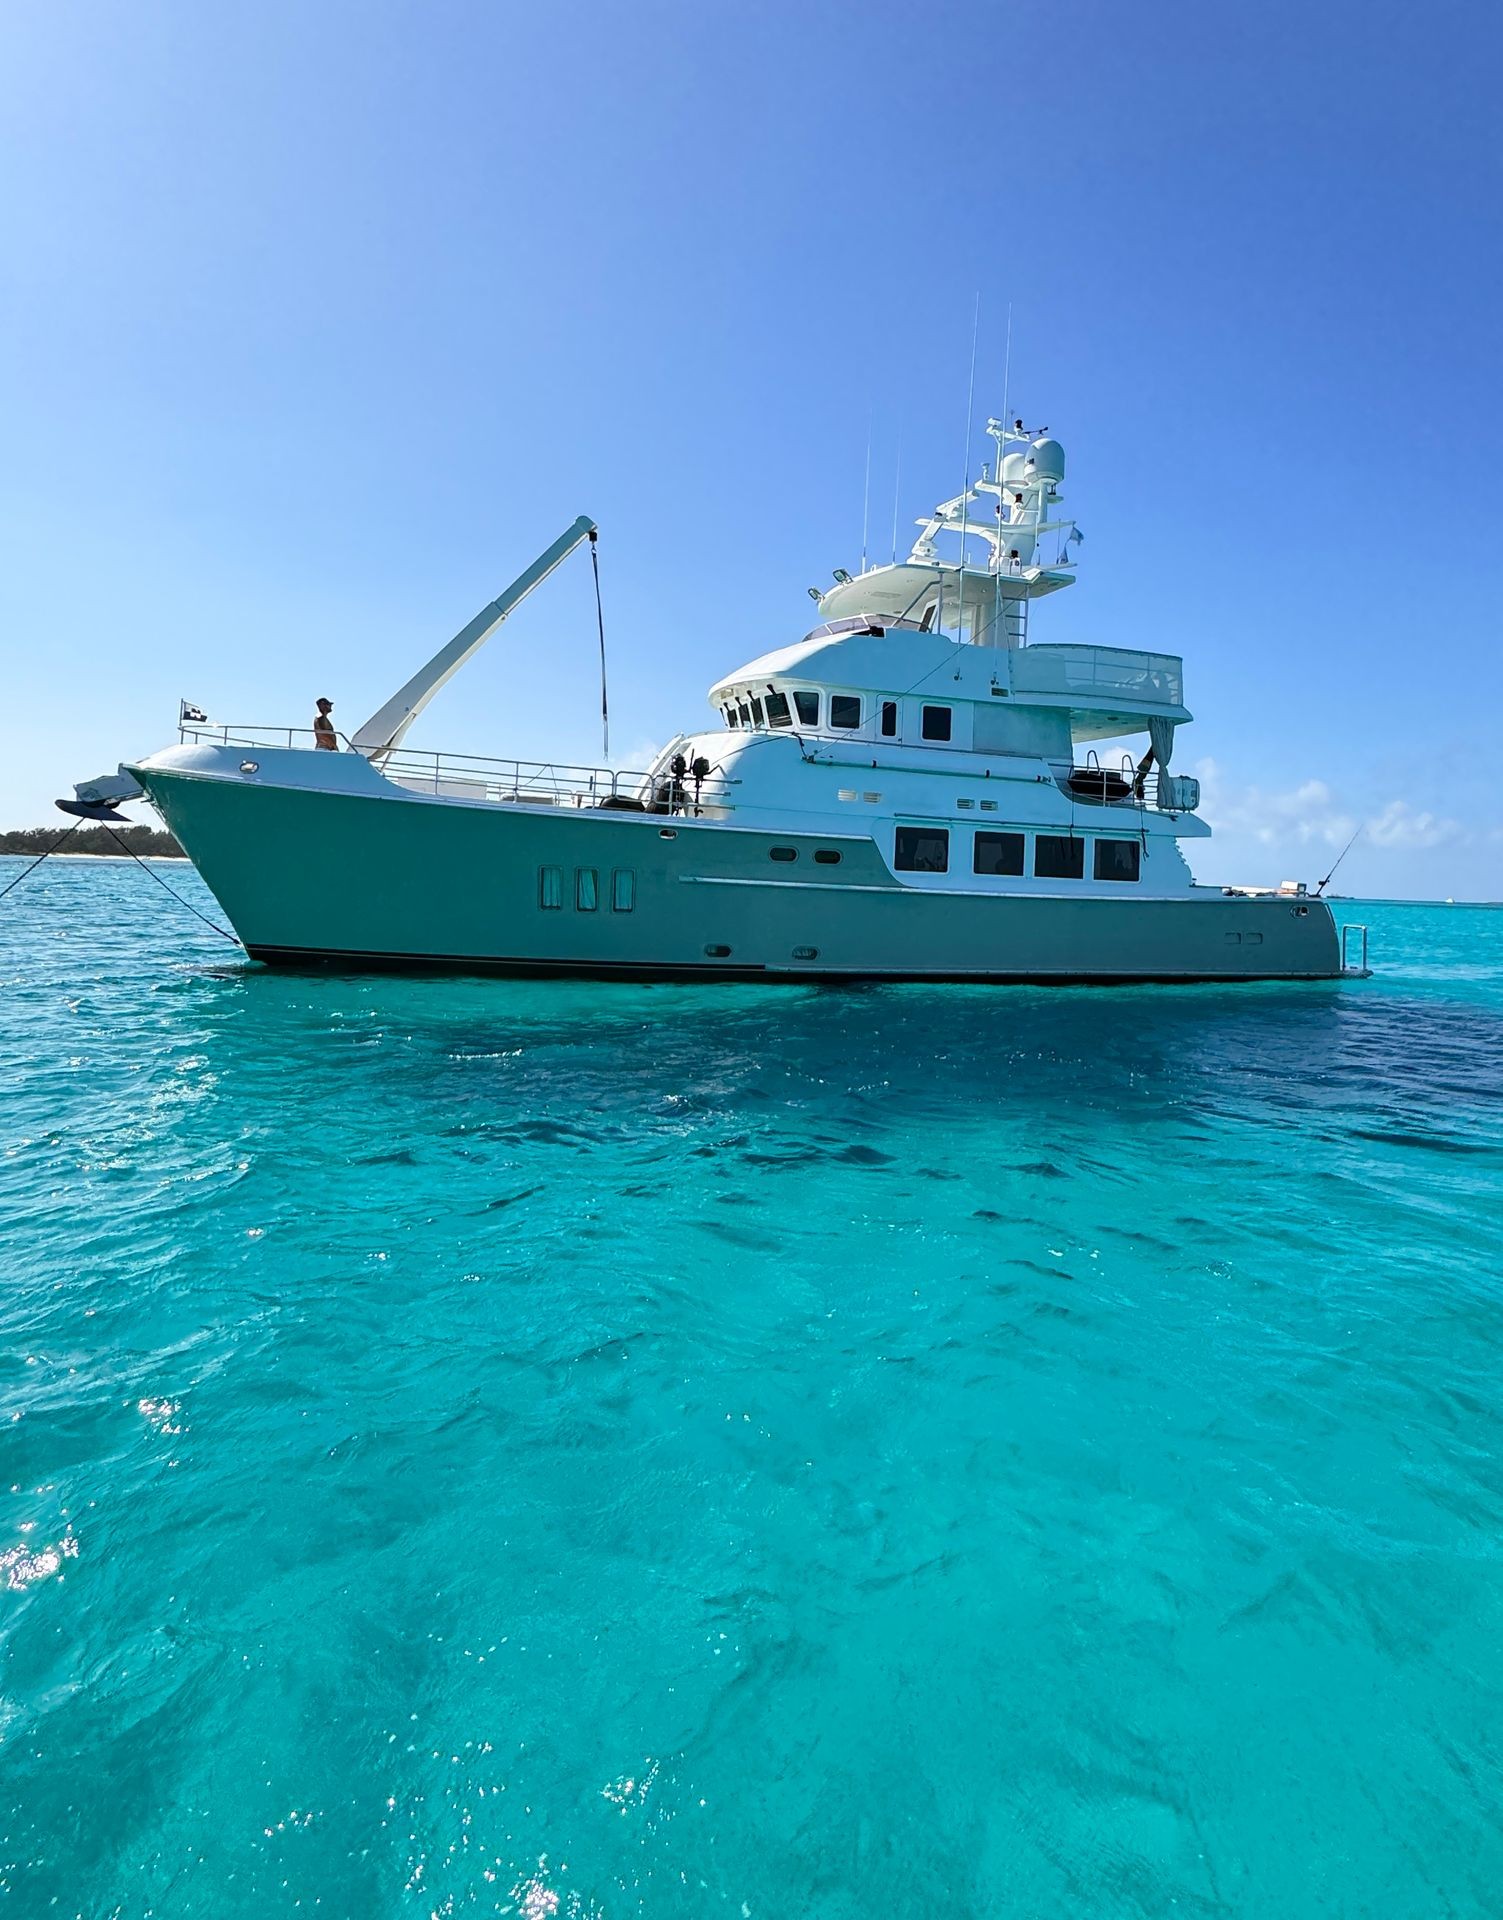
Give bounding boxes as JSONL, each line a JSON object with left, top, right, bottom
{"left": 0, "top": 824, "right": 184, "bottom": 858}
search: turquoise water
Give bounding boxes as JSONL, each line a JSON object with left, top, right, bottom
{"left": 3, "top": 859, "right": 1502, "bottom": 1919}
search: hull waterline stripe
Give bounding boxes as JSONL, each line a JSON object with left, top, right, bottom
{"left": 241, "top": 943, "right": 1338, "bottom": 985}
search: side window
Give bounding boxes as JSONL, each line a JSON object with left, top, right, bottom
{"left": 611, "top": 868, "right": 635, "bottom": 911}
{"left": 725, "top": 705, "right": 739, "bottom": 728}
{"left": 539, "top": 866, "right": 562, "bottom": 910}
{"left": 829, "top": 695, "right": 861, "bottom": 730}
{"left": 737, "top": 701, "right": 751, "bottom": 727}
{"left": 1035, "top": 835, "right": 1084, "bottom": 880}
{"left": 921, "top": 705, "right": 952, "bottom": 742}
{"left": 576, "top": 868, "right": 599, "bottom": 911}
{"left": 880, "top": 700, "right": 897, "bottom": 737}
{"left": 749, "top": 696, "right": 765, "bottom": 726}
{"left": 894, "top": 825, "right": 949, "bottom": 873}
{"left": 793, "top": 690, "right": 819, "bottom": 726}
{"left": 973, "top": 831, "right": 1025, "bottom": 876}
{"left": 765, "top": 691, "right": 792, "bottom": 728}
{"left": 1094, "top": 838, "right": 1141, "bottom": 882}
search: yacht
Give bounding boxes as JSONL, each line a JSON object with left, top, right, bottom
{"left": 66, "top": 416, "right": 1362, "bottom": 982}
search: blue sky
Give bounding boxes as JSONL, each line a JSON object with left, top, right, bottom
{"left": 3, "top": 0, "right": 1499, "bottom": 898}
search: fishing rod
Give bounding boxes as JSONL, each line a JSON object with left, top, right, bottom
{"left": 1314, "top": 822, "right": 1363, "bottom": 898}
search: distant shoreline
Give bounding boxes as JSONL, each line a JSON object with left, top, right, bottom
{"left": 1, "top": 826, "right": 184, "bottom": 859}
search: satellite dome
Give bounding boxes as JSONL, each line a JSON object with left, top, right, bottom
{"left": 999, "top": 451, "right": 1030, "bottom": 487}
{"left": 1027, "top": 437, "right": 1066, "bottom": 484}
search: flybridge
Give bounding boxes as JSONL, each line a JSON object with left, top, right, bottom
{"left": 812, "top": 418, "right": 1082, "bottom": 646}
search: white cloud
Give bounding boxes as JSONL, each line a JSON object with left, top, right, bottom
{"left": 1185, "top": 757, "right": 1481, "bottom": 894}
{"left": 1193, "top": 758, "right": 1360, "bottom": 850}
{"left": 1365, "top": 799, "right": 1460, "bottom": 850}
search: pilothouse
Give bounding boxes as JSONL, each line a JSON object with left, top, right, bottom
{"left": 64, "top": 409, "right": 1363, "bottom": 982}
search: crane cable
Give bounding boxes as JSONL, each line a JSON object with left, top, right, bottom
{"left": 589, "top": 528, "right": 609, "bottom": 763}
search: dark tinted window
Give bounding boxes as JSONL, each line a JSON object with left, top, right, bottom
{"left": 794, "top": 690, "right": 819, "bottom": 726}
{"left": 881, "top": 700, "right": 897, "bottom": 737}
{"left": 737, "top": 702, "right": 751, "bottom": 727}
{"left": 725, "top": 706, "right": 739, "bottom": 728}
{"left": 830, "top": 695, "right": 861, "bottom": 730}
{"left": 895, "top": 826, "right": 949, "bottom": 873}
{"left": 813, "top": 848, "right": 841, "bottom": 865}
{"left": 765, "top": 690, "right": 792, "bottom": 728}
{"left": 749, "top": 696, "right": 765, "bottom": 726}
{"left": 921, "top": 705, "right": 952, "bottom": 741}
{"left": 973, "top": 831, "right": 1025, "bottom": 876}
{"left": 1094, "top": 838, "right": 1141, "bottom": 882}
{"left": 769, "top": 846, "right": 798, "bottom": 863}
{"left": 1035, "top": 835, "right": 1084, "bottom": 879}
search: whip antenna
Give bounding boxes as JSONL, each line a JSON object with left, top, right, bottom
{"left": 1315, "top": 822, "right": 1363, "bottom": 897}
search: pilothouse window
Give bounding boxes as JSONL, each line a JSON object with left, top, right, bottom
{"left": 737, "top": 701, "right": 751, "bottom": 727}
{"left": 830, "top": 695, "right": 861, "bottom": 730}
{"left": 749, "top": 696, "right": 765, "bottom": 726}
{"left": 765, "top": 691, "right": 792, "bottom": 728}
{"left": 794, "top": 690, "right": 819, "bottom": 726}
{"left": 895, "top": 826, "right": 949, "bottom": 873}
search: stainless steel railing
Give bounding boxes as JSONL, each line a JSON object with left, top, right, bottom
{"left": 176, "top": 724, "right": 737, "bottom": 813}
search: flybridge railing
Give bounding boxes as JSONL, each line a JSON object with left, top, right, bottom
{"left": 176, "top": 723, "right": 737, "bottom": 812}
{"left": 1013, "top": 646, "right": 1184, "bottom": 708}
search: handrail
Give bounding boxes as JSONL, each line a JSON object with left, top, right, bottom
{"left": 175, "top": 723, "right": 736, "bottom": 814}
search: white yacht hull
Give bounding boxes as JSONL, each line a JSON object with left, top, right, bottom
{"left": 133, "top": 755, "right": 1343, "bottom": 984}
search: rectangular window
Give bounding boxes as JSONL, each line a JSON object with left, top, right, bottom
{"left": 539, "top": 865, "right": 563, "bottom": 910}
{"left": 1093, "top": 838, "right": 1141, "bottom": 883}
{"left": 725, "top": 706, "right": 739, "bottom": 728}
{"left": 765, "top": 690, "right": 792, "bottom": 728}
{"left": 576, "top": 867, "right": 599, "bottom": 911}
{"left": 749, "top": 696, "right": 765, "bottom": 726}
{"left": 894, "top": 825, "right": 949, "bottom": 873}
{"left": 737, "top": 702, "right": 751, "bottom": 727}
{"left": 830, "top": 695, "right": 861, "bottom": 730}
{"left": 974, "top": 831, "right": 1025, "bottom": 876}
{"left": 611, "top": 868, "right": 635, "bottom": 912}
{"left": 794, "top": 690, "right": 819, "bottom": 726}
{"left": 880, "top": 700, "right": 897, "bottom": 737}
{"left": 921, "top": 705, "right": 952, "bottom": 742}
{"left": 1035, "top": 835, "right": 1084, "bottom": 880}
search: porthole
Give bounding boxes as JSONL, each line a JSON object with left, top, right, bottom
{"left": 770, "top": 846, "right": 798, "bottom": 862}
{"left": 813, "top": 849, "right": 841, "bottom": 865}
{"left": 239, "top": 760, "right": 260, "bottom": 775}
{"left": 659, "top": 828, "right": 677, "bottom": 840}
{"left": 705, "top": 943, "right": 731, "bottom": 957}
{"left": 792, "top": 946, "right": 819, "bottom": 960}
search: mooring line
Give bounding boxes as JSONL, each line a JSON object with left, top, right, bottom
{"left": 99, "top": 825, "right": 242, "bottom": 946}
{"left": 0, "top": 817, "right": 85, "bottom": 901}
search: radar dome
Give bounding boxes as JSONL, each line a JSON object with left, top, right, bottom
{"left": 999, "top": 451, "right": 1030, "bottom": 487}
{"left": 1026, "top": 437, "right": 1066, "bottom": 484}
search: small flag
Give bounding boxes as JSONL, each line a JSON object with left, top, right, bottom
{"left": 179, "top": 700, "right": 207, "bottom": 723}
{"left": 1069, "top": 526, "right": 1085, "bottom": 545}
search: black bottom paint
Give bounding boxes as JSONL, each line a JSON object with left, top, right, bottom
{"left": 244, "top": 943, "right": 1339, "bottom": 987}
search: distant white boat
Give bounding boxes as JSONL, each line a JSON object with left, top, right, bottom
{"left": 67, "top": 414, "right": 1363, "bottom": 982}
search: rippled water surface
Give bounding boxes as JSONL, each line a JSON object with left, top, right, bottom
{"left": 3, "top": 857, "right": 1502, "bottom": 1918}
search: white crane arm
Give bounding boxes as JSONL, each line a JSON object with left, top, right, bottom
{"left": 351, "top": 514, "right": 596, "bottom": 759}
